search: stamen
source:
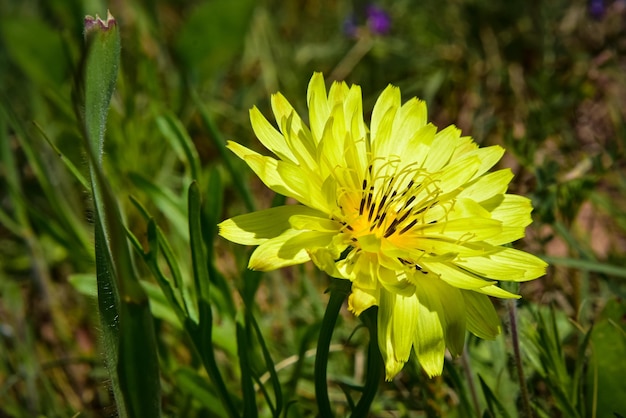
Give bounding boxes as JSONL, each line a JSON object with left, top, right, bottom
{"left": 398, "top": 219, "right": 417, "bottom": 235}
{"left": 368, "top": 202, "right": 376, "bottom": 221}
{"left": 366, "top": 186, "right": 374, "bottom": 209}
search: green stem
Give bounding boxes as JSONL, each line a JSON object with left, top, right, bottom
{"left": 460, "top": 344, "right": 481, "bottom": 418}
{"left": 315, "top": 279, "right": 351, "bottom": 418}
{"left": 508, "top": 300, "right": 532, "bottom": 418}
{"left": 350, "top": 307, "right": 382, "bottom": 418}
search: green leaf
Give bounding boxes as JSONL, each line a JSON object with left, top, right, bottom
{"left": 237, "top": 319, "right": 258, "bottom": 418}
{"left": 248, "top": 311, "right": 282, "bottom": 417}
{"left": 478, "top": 375, "right": 512, "bottom": 418}
{"left": 186, "top": 181, "right": 240, "bottom": 418}
{"left": 81, "top": 11, "right": 161, "bottom": 417}
{"left": 156, "top": 114, "right": 202, "bottom": 181}
{"left": 588, "top": 299, "right": 626, "bottom": 417}
{"left": 174, "top": 367, "right": 229, "bottom": 417}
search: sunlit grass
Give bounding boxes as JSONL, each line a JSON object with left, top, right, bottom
{"left": 1, "top": 0, "right": 626, "bottom": 417}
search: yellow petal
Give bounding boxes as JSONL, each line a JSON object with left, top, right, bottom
{"left": 249, "top": 106, "right": 296, "bottom": 163}
{"left": 248, "top": 229, "right": 336, "bottom": 271}
{"left": 413, "top": 280, "right": 447, "bottom": 377}
{"left": 456, "top": 247, "right": 547, "bottom": 282}
{"left": 422, "top": 125, "right": 461, "bottom": 172}
{"left": 218, "top": 205, "right": 330, "bottom": 245}
{"left": 462, "top": 290, "right": 502, "bottom": 339}
{"left": 370, "top": 85, "right": 401, "bottom": 158}
{"left": 378, "top": 288, "right": 419, "bottom": 380}
{"left": 431, "top": 280, "right": 466, "bottom": 356}
{"left": 475, "top": 284, "right": 521, "bottom": 299}
{"left": 227, "top": 141, "right": 329, "bottom": 212}
{"left": 458, "top": 169, "right": 514, "bottom": 202}
{"left": 483, "top": 194, "right": 533, "bottom": 245}
{"left": 421, "top": 261, "right": 495, "bottom": 289}
{"left": 348, "top": 285, "right": 379, "bottom": 316}
{"left": 307, "top": 72, "right": 329, "bottom": 142}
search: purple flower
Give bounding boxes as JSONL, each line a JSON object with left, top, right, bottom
{"left": 589, "top": 0, "right": 606, "bottom": 19}
{"left": 366, "top": 4, "right": 391, "bottom": 35}
{"left": 343, "top": 3, "right": 392, "bottom": 38}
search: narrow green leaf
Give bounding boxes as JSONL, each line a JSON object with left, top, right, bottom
{"left": 237, "top": 319, "right": 258, "bottom": 418}
{"left": 248, "top": 311, "right": 283, "bottom": 417}
{"left": 32, "top": 121, "right": 90, "bottom": 190}
{"left": 174, "top": 367, "right": 229, "bottom": 417}
{"left": 572, "top": 324, "right": 593, "bottom": 413}
{"left": 128, "top": 172, "right": 189, "bottom": 237}
{"left": 156, "top": 114, "right": 201, "bottom": 181}
{"left": 478, "top": 375, "right": 512, "bottom": 418}
{"left": 188, "top": 181, "right": 211, "bottom": 304}
{"left": 203, "top": 169, "right": 236, "bottom": 318}
{"left": 186, "top": 180, "right": 239, "bottom": 418}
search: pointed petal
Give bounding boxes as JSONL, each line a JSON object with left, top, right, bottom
{"left": 348, "top": 285, "right": 379, "bottom": 316}
{"left": 421, "top": 261, "right": 495, "bottom": 289}
{"left": 458, "top": 169, "right": 514, "bottom": 202}
{"left": 377, "top": 288, "right": 418, "bottom": 380}
{"left": 422, "top": 125, "right": 461, "bottom": 172}
{"left": 462, "top": 291, "right": 501, "bottom": 339}
{"left": 419, "top": 217, "right": 503, "bottom": 242}
{"left": 218, "top": 205, "right": 330, "bottom": 245}
{"left": 483, "top": 194, "right": 533, "bottom": 245}
{"left": 309, "top": 247, "right": 346, "bottom": 279}
{"left": 307, "top": 72, "right": 329, "bottom": 142}
{"left": 370, "top": 85, "right": 401, "bottom": 159}
{"left": 413, "top": 280, "right": 447, "bottom": 377}
{"left": 227, "top": 141, "right": 329, "bottom": 212}
{"left": 271, "top": 93, "right": 317, "bottom": 170}
{"left": 430, "top": 280, "right": 466, "bottom": 356}
{"left": 475, "top": 285, "right": 521, "bottom": 299}
{"left": 248, "top": 229, "right": 336, "bottom": 271}
{"left": 249, "top": 106, "right": 296, "bottom": 163}
{"left": 456, "top": 247, "right": 547, "bottom": 282}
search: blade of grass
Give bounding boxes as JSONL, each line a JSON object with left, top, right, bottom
{"left": 247, "top": 310, "right": 283, "bottom": 417}
{"left": 156, "top": 114, "right": 201, "bottom": 181}
{"left": 187, "top": 180, "right": 239, "bottom": 418}
{"left": 478, "top": 375, "right": 513, "bottom": 418}
{"left": 237, "top": 319, "right": 258, "bottom": 418}
{"left": 541, "top": 256, "right": 626, "bottom": 279}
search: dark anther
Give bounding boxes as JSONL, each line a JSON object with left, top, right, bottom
{"left": 368, "top": 202, "right": 376, "bottom": 221}
{"left": 398, "top": 219, "right": 417, "bottom": 235}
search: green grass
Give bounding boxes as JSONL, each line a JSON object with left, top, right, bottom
{"left": 1, "top": 0, "right": 626, "bottom": 417}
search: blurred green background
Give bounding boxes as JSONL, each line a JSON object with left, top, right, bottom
{"left": 1, "top": 0, "right": 626, "bottom": 416}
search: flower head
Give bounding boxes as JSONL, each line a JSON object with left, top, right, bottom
{"left": 344, "top": 3, "right": 391, "bottom": 37}
{"left": 219, "top": 73, "right": 547, "bottom": 379}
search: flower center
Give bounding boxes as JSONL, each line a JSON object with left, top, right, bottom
{"left": 338, "top": 161, "right": 442, "bottom": 250}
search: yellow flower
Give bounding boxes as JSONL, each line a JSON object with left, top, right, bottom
{"left": 219, "top": 73, "right": 547, "bottom": 380}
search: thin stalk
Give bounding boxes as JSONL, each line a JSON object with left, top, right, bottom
{"left": 508, "top": 300, "right": 532, "bottom": 418}
{"left": 460, "top": 345, "right": 481, "bottom": 418}
{"left": 315, "top": 279, "right": 351, "bottom": 418}
{"left": 350, "top": 307, "right": 382, "bottom": 418}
